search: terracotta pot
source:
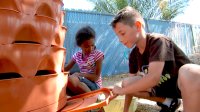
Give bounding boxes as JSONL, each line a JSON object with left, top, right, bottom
{"left": 35, "top": 0, "right": 63, "bottom": 22}
{"left": 34, "top": 15, "right": 57, "bottom": 45}
{"left": 0, "top": 9, "right": 59, "bottom": 46}
{"left": 0, "top": 72, "right": 68, "bottom": 112}
{"left": 20, "top": 0, "right": 37, "bottom": 15}
{"left": 0, "top": 44, "right": 66, "bottom": 77}
{"left": 0, "top": 0, "right": 20, "bottom": 11}
{"left": 61, "top": 88, "right": 113, "bottom": 112}
{"left": 0, "top": 0, "right": 65, "bottom": 46}
{"left": 0, "top": 0, "right": 73, "bottom": 112}
{"left": 0, "top": 9, "right": 21, "bottom": 44}
{"left": 13, "top": 15, "right": 57, "bottom": 46}
{"left": 59, "top": 10, "right": 65, "bottom": 26}
{"left": 52, "top": 26, "right": 67, "bottom": 47}
{"left": 38, "top": 45, "right": 66, "bottom": 74}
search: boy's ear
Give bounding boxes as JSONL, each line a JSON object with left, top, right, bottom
{"left": 135, "top": 21, "right": 142, "bottom": 32}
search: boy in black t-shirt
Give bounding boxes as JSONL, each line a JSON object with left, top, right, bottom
{"left": 111, "top": 6, "right": 200, "bottom": 112}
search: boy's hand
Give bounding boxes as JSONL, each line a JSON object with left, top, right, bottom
{"left": 128, "top": 73, "right": 136, "bottom": 77}
{"left": 112, "top": 85, "right": 124, "bottom": 95}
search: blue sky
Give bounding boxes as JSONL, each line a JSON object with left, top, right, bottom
{"left": 63, "top": 0, "right": 200, "bottom": 25}
{"left": 63, "top": 0, "right": 93, "bottom": 10}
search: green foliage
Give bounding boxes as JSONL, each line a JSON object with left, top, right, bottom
{"left": 87, "top": 0, "right": 188, "bottom": 20}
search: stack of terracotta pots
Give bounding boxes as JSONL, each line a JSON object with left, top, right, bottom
{"left": 0, "top": 0, "right": 68, "bottom": 111}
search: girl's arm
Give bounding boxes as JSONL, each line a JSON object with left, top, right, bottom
{"left": 79, "top": 56, "right": 103, "bottom": 82}
{"left": 64, "top": 59, "right": 76, "bottom": 71}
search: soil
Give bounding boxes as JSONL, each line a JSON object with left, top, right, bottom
{"left": 189, "top": 53, "right": 200, "bottom": 65}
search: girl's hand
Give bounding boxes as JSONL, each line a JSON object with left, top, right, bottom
{"left": 72, "top": 72, "right": 81, "bottom": 77}
{"left": 112, "top": 85, "right": 124, "bottom": 95}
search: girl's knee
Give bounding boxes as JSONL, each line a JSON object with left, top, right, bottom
{"left": 68, "top": 76, "right": 80, "bottom": 86}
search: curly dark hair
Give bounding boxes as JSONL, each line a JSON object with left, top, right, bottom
{"left": 75, "top": 26, "right": 95, "bottom": 46}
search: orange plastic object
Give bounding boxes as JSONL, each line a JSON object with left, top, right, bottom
{"left": 0, "top": 72, "right": 68, "bottom": 112}
{"left": 38, "top": 44, "right": 66, "bottom": 72}
{"left": 20, "top": 0, "right": 36, "bottom": 15}
{"left": 19, "top": 0, "right": 63, "bottom": 19}
{"left": 52, "top": 11, "right": 67, "bottom": 47}
{"left": 0, "top": 0, "right": 65, "bottom": 46}
{"left": 0, "top": 0, "right": 64, "bottom": 21}
{"left": 15, "top": 15, "right": 57, "bottom": 46}
{"left": 0, "top": 0, "right": 76, "bottom": 112}
{"left": 0, "top": 44, "right": 66, "bottom": 77}
{"left": 61, "top": 88, "right": 113, "bottom": 112}
{"left": 52, "top": 26, "right": 67, "bottom": 47}
{"left": 0, "top": 0, "right": 115, "bottom": 109}
{"left": 59, "top": 10, "right": 65, "bottom": 25}
{"left": 0, "top": 0, "right": 20, "bottom": 11}
{"left": 0, "top": 9, "right": 20, "bottom": 45}
{"left": 0, "top": 8, "right": 57, "bottom": 46}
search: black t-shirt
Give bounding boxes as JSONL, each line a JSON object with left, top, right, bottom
{"left": 129, "top": 33, "right": 191, "bottom": 78}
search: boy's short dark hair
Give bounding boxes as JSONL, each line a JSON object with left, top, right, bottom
{"left": 111, "top": 6, "right": 145, "bottom": 28}
{"left": 75, "top": 26, "right": 95, "bottom": 46}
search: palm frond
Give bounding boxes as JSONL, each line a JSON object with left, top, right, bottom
{"left": 87, "top": 0, "right": 189, "bottom": 20}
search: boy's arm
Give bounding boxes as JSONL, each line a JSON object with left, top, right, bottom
{"left": 64, "top": 59, "right": 76, "bottom": 71}
{"left": 129, "top": 72, "right": 145, "bottom": 77}
{"left": 113, "top": 61, "right": 164, "bottom": 95}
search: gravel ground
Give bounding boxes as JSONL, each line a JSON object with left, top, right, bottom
{"left": 135, "top": 99, "right": 183, "bottom": 112}
{"left": 102, "top": 74, "right": 183, "bottom": 112}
